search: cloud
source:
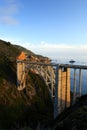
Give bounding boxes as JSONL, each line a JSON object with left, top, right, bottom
{"left": 19, "top": 41, "right": 87, "bottom": 62}
{"left": 0, "top": 0, "right": 21, "bottom": 25}
{"left": 0, "top": 16, "right": 18, "bottom": 25}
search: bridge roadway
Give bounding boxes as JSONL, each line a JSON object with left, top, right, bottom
{"left": 17, "top": 60, "right": 87, "bottom": 69}
{"left": 17, "top": 60, "right": 87, "bottom": 118}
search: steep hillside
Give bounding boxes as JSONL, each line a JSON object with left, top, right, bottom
{"left": 14, "top": 44, "right": 51, "bottom": 61}
{"left": 0, "top": 40, "right": 20, "bottom": 87}
{"left": 0, "top": 40, "right": 53, "bottom": 130}
{"left": 14, "top": 44, "right": 35, "bottom": 56}
{"left": 50, "top": 95, "right": 87, "bottom": 130}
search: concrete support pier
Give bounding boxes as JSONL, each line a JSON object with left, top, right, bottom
{"left": 54, "top": 66, "right": 70, "bottom": 118}
{"left": 17, "top": 61, "right": 26, "bottom": 90}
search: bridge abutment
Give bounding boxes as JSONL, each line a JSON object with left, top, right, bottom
{"left": 17, "top": 61, "right": 26, "bottom": 90}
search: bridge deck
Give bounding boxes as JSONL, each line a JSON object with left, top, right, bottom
{"left": 60, "top": 64, "right": 87, "bottom": 69}
{"left": 17, "top": 60, "right": 87, "bottom": 69}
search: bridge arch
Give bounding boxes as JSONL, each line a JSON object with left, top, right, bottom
{"left": 17, "top": 54, "right": 70, "bottom": 118}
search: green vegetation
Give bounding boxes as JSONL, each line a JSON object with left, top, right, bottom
{"left": 1, "top": 39, "right": 87, "bottom": 130}
{"left": 14, "top": 44, "right": 35, "bottom": 56}
{"left": 50, "top": 94, "right": 87, "bottom": 130}
{"left": 0, "top": 39, "right": 53, "bottom": 130}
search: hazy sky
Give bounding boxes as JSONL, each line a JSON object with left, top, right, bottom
{"left": 0, "top": 0, "right": 87, "bottom": 62}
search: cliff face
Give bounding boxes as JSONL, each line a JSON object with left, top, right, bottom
{"left": 0, "top": 40, "right": 53, "bottom": 129}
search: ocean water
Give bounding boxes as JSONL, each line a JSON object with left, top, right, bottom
{"left": 70, "top": 69, "right": 87, "bottom": 95}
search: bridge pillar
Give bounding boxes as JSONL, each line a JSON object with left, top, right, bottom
{"left": 17, "top": 61, "right": 26, "bottom": 91}
{"left": 54, "top": 66, "right": 70, "bottom": 118}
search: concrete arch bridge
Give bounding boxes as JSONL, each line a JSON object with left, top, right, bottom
{"left": 17, "top": 52, "right": 87, "bottom": 118}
